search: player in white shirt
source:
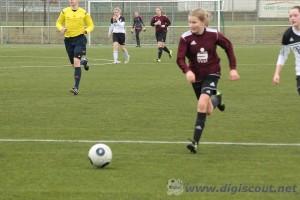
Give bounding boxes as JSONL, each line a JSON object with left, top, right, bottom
{"left": 273, "top": 6, "right": 300, "bottom": 95}
{"left": 108, "top": 7, "right": 130, "bottom": 64}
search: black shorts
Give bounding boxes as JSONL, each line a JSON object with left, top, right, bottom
{"left": 156, "top": 30, "right": 167, "bottom": 42}
{"left": 113, "top": 33, "right": 126, "bottom": 45}
{"left": 192, "top": 75, "right": 220, "bottom": 99}
{"left": 64, "top": 34, "right": 87, "bottom": 64}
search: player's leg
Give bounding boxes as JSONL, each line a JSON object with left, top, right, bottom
{"left": 157, "top": 41, "right": 163, "bottom": 61}
{"left": 187, "top": 76, "right": 220, "bottom": 153}
{"left": 112, "top": 33, "right": 121, "bottom": 64}
{"left": 70, "top": 35, "right": 88, "bottom": 95}
{"left": 135, "top": 30, "right": 141, "bottom": 47}
{"left": 64, "top": 38, "right": 79, "bottom": 95}
{"left": 64, "top": 38, "right": 74, "bottom": 66}
{"left": 119, "top": 34, "right": 130, "bottom": 64}
{"left": 160, "top": 32, "right": 172, "bottom": 58}
{"left": 187, "top": 82, "right": 203, "bottom": 153}
{"left": 203, "top": 75, "right": 222, "bottom": 114}
{"left": 213, "top": 90, "right": 225, "bottom": 111}
{"left": 155, "top": 32, "right": 163, "bottom": 62}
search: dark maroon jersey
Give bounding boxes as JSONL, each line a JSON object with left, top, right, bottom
{"left": 150, "top": 15, "right": 171, "bottom": 32}
{"left": 176, "top": 28, "right": 236, "bottom": 81}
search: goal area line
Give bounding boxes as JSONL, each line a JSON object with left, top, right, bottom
{"left": 0, "top": 139, "right": 299, "bottom": 146}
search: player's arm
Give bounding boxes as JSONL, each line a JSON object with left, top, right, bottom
{"left": 84, "top": 13, "right": 94, "bottom": 34}
{"left": 140, "top": 17, "right": 146, "bottom": 31}
{"left": 56, "top": 11, "right": 66, "bottom": 33}
{"left": 176, "top": 38, "right": 195, "bottom": 83}
{"left": 108, "top": 19, "right": 114, "bottom": 38}
{"left": 217, "top": 32, "right": 240, "bottom": 80}
{"left": 165, "top": 16, "right": 171, "bottom": 27}
{"left": 273, "top": 45, "right": 290, "bottom": 84}
{"left": 150, "top": 17, "right": 156, "bottom": 27}
{"left": 217, "top": 32, "right": 236, "bottom": 69}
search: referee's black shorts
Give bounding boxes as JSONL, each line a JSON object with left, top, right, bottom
{"left": 64, "top": 34, "right": 87, "bottom": 64}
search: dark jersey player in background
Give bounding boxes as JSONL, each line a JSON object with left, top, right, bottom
{"left": 56, "top": 0, "right": 94, "bottom": 95}
{"left": 273, "top": 6, "right": 300, "bottom": 96}
{"left": 131, "top": 11, "right": 146, "bottom": 47}
{"left": 176, "top": 8, "right": 240, "bottom": 153}
{"left": 150, "top": 7, "right": 172, "bottom": 62}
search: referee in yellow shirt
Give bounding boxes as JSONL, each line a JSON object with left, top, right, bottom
{"left": 56, "top": 0, "right": 94, "bottom": 95}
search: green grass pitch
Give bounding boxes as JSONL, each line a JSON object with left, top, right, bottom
{"left": 0, "top": 45, "right": 299, "bottom": 200}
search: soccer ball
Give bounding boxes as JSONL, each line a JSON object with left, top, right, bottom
{"left": 88, "top": 143, "right": 112, "bottom": 168}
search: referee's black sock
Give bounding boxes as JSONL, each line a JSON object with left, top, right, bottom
{"left": 163, "top": 46, "right": 170, "bottom": 54}
{"left": 193, "top": 112, "right": 206, "bottom": 144}
{"left": 158, "top": 47, "right": 163, "bottom": 59}
{"left": 74, "top": 67, "right": 81, "bottom": 89}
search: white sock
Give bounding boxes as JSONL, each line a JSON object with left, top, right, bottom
{"left": 113, "top": 51, "right": 118, "bottom": 60}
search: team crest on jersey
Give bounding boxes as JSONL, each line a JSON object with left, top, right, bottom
{"left": 290, "top": 37, "right": 294, "bottom": 42}
{"left": 197, "top": 47, "right": 208, "bottom": 63}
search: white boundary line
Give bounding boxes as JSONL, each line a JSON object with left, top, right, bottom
{"left": 0, "top": 139, "right": 299, "bottom": 146}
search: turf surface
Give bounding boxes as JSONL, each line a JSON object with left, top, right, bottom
{"left": 0, "top": 45, "right": 299, "bottom": 199}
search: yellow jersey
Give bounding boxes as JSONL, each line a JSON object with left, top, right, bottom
{"left": 56, "top": 7, "right": 94, "bottom": 38}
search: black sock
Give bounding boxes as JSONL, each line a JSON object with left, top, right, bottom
{"left": 158, "top": 47, "right": 163, "bottom": 59}
{"left": 193, "top": 112, "right": 207, "bottom": 144}
{"left": 74, "top": 67, "right": 81, "bottom": 89}
{"left": 163, "top": 46, "right": 170, "bottom": 54}
{"left": 211, "top": 95, "right": 220, "bottom": 109}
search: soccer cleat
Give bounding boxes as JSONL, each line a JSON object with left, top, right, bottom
{"left": 113, "top": 60, "right": 121, "bottom": 64}
{"left": 70, "top": 87, "right": 78, "bottom": 95}
{"left": 125, "top": 55, "right": 130, "bottom": 64}
{"left": 81, "top": 57, "right": 89, "bottom": 71}
{"left": 136, "top": 45, "right": 141, "bottom": 47}
{"left": 169, "top": 50, "right": 172, "bottom": 59}
{"left": 156, "top": 58, "right": 161, "bottom": 62}
{"left": 83, "top": 63, "right": 89, "bottom": 71}
{"left": 216, "top": 90, "right": 225, "bottom": 111}
{"left": 187, "top": 139, "right": 198, "bottom": 154}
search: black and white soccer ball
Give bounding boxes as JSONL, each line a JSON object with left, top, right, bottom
{"left": 88, "top": 143, "right": 112, "bottom": 168}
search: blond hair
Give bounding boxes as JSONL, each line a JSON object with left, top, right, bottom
{"left": 113, "top": 7, "right": 122, "bottom": 14}
{"left": 189, "top": 8, "right": 212, "bottom": 26}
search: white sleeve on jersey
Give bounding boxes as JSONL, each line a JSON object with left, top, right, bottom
{"left": 276, "top": 45, "right": 290, "bottom": 66}
{"left": 108, "top": 24, "right": 114, "bottom": 36}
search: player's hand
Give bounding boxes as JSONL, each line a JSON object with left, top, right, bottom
{"left": 143, "top": 27, "right": 146, "bottom": 32}
{"left": 273, "top": 74, "right": 280, "bottom": 84}
{"left": 113, "top": 15, "right": 119, "bottom": 22}
{"left": 155, "top": 20, "right": 161, "bottom": 26}
{"left": 186, "top": 71, "right": 196, "bottom": 83}
{"left": 131, "top": 29, "right": 133, "bottom": 34}
{"left": 61, "top": 28, "right": 67, "bottom": 34}
{"left": 229, "top": 69, "right": 240, "bottom": 81}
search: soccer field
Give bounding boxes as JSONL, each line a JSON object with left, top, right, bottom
{"left": 0, "top": 45, "right": 299, "bottom": 200}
